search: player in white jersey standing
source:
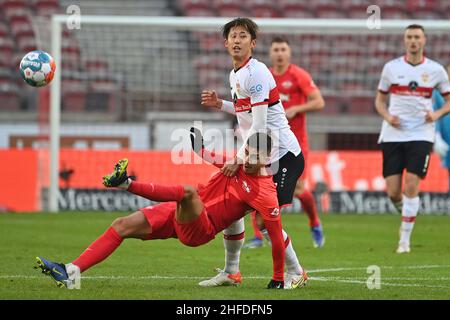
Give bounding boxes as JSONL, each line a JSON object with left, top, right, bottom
{"left": 199, "top": 18, "right": 307, "bottom": 288}
{"left": 375, "top": 24, "right": 450, "bottom": 254}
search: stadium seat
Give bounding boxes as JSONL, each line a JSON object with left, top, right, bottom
{"left": 178, "top": 0, "right": 211, "bottom": 11}
{"left": 17, "top": 36, "right": 37, "bottom": 53}
{"left": 0, "top": 82, "right": 20, "bottom": 111}
{"left": 282, "top": 9, "right": 314, "bottom": 18}
{"left": 0, "top": 38, "right": 14, "bottom": 66}
{"left": 1, "top": 0, "right": 27, "bottom": 11}
{"left": 62, "top": 80, "right": 88, "bottom": 112}
{"left": 406, "top": 0, "right": 439, "bottom": 12}
{"left": 33, "top": 0, "right": 61, "bottom": 16}
{"left": 87, "top": 80, "right": 118, "bottom": 112}
{"left": 216, "top": 7, "right": 249, "bottom": 17}
{"left": 312, "top": 0, "right": 340, "bottom": 12}
{"left": 249, "top": 7, "right": 280, "bottom": 18}
{"left": 316, "top": 9, "right": 347, "bottom": 19}
{"left": 277, "top": 0, "right": 309, "bottom": 12}
{"left": 11, "top": 21, "right": 35, "bottom": 38}
{"left": 184, "top": 7, "right": 216, "bottom": 16}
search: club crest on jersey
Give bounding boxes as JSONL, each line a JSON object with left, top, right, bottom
{"left": 242, "top": 180, "right": 251, "bottom": 193}
{"left": 236, "top": 82, "right": 241, "bottom": 95}
{"left": 270, "top": 208, "right": 280, "bottom": 216}
{"left": 421, "top": 72, "right": 429, "bottom": 83}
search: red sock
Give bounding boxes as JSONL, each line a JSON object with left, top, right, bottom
{"left": 72, "top": 227, "right": 123, "bottom": 272}
{"left": 250, "top": 211, "right": 263, "bottom": 240}
{"left": 128, "top": 182, "right": 185, "bottom": 202}
{"left": 297, "top": 190, "right": 321, "bottom": 228}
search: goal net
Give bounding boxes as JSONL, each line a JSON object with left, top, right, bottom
{"left": 29, "top": 16, "right": 450, "bottom": 212}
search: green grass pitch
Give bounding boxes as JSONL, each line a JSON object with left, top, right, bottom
{"left": 0, "top": 212, "right": 449, "bottom": 300}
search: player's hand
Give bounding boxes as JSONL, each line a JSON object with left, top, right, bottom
{"left": 387, "top": 114, "right": 401, "bottom": 128}
{"left": 201, "top": 90, "right": 221, "bottom": 109}
{"left": 221, "top": 163, "right": 240, "bottom": 177}
{"left": 189, "top": 127, "right": 204, "bottom": 155}
{"left": 425, "top": 110, "right": 439, "bottom": 123}
{"left": 434, "top": 132, "right": 449, "bottom": 157}
{"left": 285, "top": 108, "right": 298, "bottom": 120}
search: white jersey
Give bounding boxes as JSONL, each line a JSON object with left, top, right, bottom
{"left": 378, "top": 56, "right": 450, "bottom": 143}
{"left": 229, "top": 57, "right": 301, "bottom": 162}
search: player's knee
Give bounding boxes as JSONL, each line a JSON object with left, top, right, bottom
{"left": 111, "top": 217, "right": 132, "bottom": 238}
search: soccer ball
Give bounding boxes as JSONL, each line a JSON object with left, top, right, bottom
{"left": 19, "top": 50, "right": 56, "bottom": 87}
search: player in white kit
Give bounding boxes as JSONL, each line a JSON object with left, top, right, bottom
{"left": 375, "top": 24, "right": 450, "bottom": 253}
{"left": 199, "top": 18, "right": 307, "bottom": 288}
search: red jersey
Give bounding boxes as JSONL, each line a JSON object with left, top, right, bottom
{"left": 198, "top": 168, "right": 280, "bottom": 233}
{"left": 270, "top": 64, "right": 318, "bottom": 146}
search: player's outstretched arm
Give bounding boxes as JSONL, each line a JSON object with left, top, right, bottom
{"left": 201, "top": 90, "right": 235, "bottom": 115}
{"left": 190, "top": 127, "right": 233, "bottom": 168}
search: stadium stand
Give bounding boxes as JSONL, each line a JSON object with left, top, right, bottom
{"left": 0, "top": 0, "right": 449, "bottom": 117}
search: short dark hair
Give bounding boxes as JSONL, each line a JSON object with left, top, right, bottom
{"left": 271, "top": 36, "right": 290, "bottom": 45}
{"left": 246, "top": 131, "right": 272, "bottom": 156}
{"left": 222, "top": 17, "right": 259, "bottom": 40}
{"left": 405, "top": 24, "right": 425, "bottom": 34}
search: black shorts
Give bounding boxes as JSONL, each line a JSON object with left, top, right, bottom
{"left": 381, "top": 141, "right": 433, "bottom": 179}
{"left": 269, "top": 151, "right": 305, "bottom": 207}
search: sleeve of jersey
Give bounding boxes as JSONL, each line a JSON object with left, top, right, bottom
{"left": 436, "top": 67, "right": 450, "bottom": 96}
{"left": 264, "top": 218, "right": 285, "bottom": 282}
{"left": 378, "top": 64, "right": 391, "bottom": 94}
{"left": 292, "top": 66, "right": 318, "bottom": 96}
{"left": 221, "top": 100, "right": 236, "bottom": 115}
{"left": 248, "top": 66, "right": 272, "bottom": 108}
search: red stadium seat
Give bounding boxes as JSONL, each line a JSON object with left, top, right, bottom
{"left": 1, "top": 0, "right": 27, "bottom": 11}
{"left": 406, "top": 0, "right": 439, "bottom": 12}
{"left": 178, "top": 0, "right": 211, "bottom": 11}
{"left": 316, "top": 9, "right": 347, "bottom": 19}
{"left": 216, "top": 7, "right": 249, "bottom": 17}
{"left": 0, "top": 82, "right": 20, "bottom": 111}
{"left": 11, "top": 21, "right": 34, "bottom": 38}
{"left": 277, "top": 0, "right": 309, "bottom": 12}
{"left": 17, "top": 36, "right": 37, "bottom": 53}
{"left": 283, "top": 9, "right": 314, "bottom": 18}
{"left": 382, "top": 7, "right": 411, "bottom": 19}
{"left": 312, "top": 0, "right": 340, "bottom": 11}
{"left": 62, "top": 80, "right": 88, "bottom": 112}
{"left": 212, "top": 0, "right": 244, "bottom": 11}
{"left": 184, "top": 7, "right": 216, "bottom": 17}
{"left": 249, "top": 7, "right": 280, "bottom": 18}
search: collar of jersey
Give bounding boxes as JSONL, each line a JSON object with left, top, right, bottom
{"left": 234, "top": 56, "right": 252, "bottom": 73}
{"left": 403, "top": 55, "right": 425, "bottom": 67}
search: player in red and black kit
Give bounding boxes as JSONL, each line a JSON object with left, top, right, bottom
{"left": 246, "top": 37, "right": 326, "bottom": 249}
{"left": 35, "top": 131, "right": 298, "bottom": 290}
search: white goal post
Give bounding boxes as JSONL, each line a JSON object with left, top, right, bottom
{"left": 48, "top": 15, "right": 450, "bottom": 212}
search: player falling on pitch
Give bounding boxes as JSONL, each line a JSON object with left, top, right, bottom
{"left": 35, "top": 130, "right": 307, "bottom": 289}
{"left": 375, "top": 24, "right": 450, "bottom": 253}
{"left": 200, "top": 18, "right": 306, "bottom": 287}
{"left": 244, "top": 36, "right": 325, "bottom": 249}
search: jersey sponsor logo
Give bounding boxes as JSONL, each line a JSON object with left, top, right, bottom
{"left": 282, "top": 81, "right": 293, "bottom": 89}
{"left": 270, "top": 207, "right": 280, "bottom": 216}
{"left": 250, "top": 84, "right": 263, "bottom": 94}
{"left": 242, "top": 180, "right": 251, "bottom": 193}
{"left": 408, "top": 81, "right": 419, "bottom": 90}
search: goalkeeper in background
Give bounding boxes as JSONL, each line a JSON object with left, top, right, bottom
{"left": 432, "top": 63, "right": 450, "bottom": 192}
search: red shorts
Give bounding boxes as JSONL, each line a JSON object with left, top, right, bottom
{"left": 140, "top": 202, "right": 216, "bottom": 247}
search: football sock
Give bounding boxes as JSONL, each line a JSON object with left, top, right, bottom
{"left": 261, "top": 228, "right": 303, "bottom": 275}
{"left": 297, "top": 190, "right": 321, "bottom": 227}
{"left": 128, "top": 181, "right": 185, "bottom": 202}
{"left": 72, "top": 227, "right": 123, "bottom": 272}
{"left": 250, "top": 211, "right": 263, "bottom": 240}
{"left": 223, "top": 218, "right": 245, "bottom": 275}
{"left": 399, "top": 195, "right": 420, "bottom": 245}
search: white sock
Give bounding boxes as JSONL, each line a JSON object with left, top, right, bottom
{"left": 223, "top": 218, "right": 245, "bottom": 274}
{"left": 118, "top": 178, "right": 132, "bottom": 190}
{"left": 399, "top": 195, "right": 420, "bottom": 245}
{"left": 261, "top": 228, "right": 303, "bottom": 275}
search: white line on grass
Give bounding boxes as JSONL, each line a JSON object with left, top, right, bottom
{"left": 2, "top": 264, "right": 449, "bottom": 290}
